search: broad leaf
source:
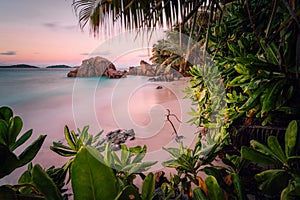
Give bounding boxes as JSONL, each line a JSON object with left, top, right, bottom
{"left": 255, "top": 169, "right": 289, "bottom": 195}
{"left": 8, "top": 116, "right": 23, "bottom": 146}
{"left": 0, "top": 106, "right": 13, "bottom": 122}
{"left": 32, "top": 164, "right": 63, "bottom": 200}
{"left": 267, "top": 136, "right": 287, "bottom": 165}
{"left": 241, "top": 146, "right": 277, "bottom": 165}
{"left": 71, "top": 146, "right": 118, "bottom": 200}
{"left": 205, "top": 175, "right": 225, "bottom": 200}
{"left": 0, "top": 145, "right": 19, "bottom": 178}
{"left": 285, "top": 120, "right": 299, "bottom": 156}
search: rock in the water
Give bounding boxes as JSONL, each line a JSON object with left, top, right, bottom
{"left": 67, "top": 56, "right": 126, "bottom": 78}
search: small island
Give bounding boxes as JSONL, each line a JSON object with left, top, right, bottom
{"left": 0, "top": 64, "right": 39, "bottom": 68}
{"left": 46, "top": 65, "right": 73, "bottom": 69}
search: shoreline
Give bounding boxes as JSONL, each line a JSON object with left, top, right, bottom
{"left": 1, "top": 75, "right": 198, "bottom": 187}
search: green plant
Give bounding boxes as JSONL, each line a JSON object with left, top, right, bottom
{"left": 185, "top": 63, "right": 227, "bottom": 131}
{"left": 51, "top": 125, "right": 158, "bottom": 199}
{"left": 49, "top": 125, "right": 105, "bottom": 187}
{"left": 0, "top": 163, "right": 63, "bottom": 200}
{"left": 162, "top": 132, "right": 227, "bottom": 198}
{"left": 241, "top": 120, "right": 300, "bottom": 198}
{"left": 0, "top": 106, "right": 46, "bottom": 178}
{"left": 71, "top": 145, "right": 156, "bottom": 200}
{"left": 16, "top": 163, "right": 63, "bottom": 200}
{"left": 210, "top": 0, "right": 300, "bottom": 126}
{"left": 0, "top": 106, "right": 64, "bottom": 199}
{"left": 99, "top": 142, "right": 157, "bottom": 187}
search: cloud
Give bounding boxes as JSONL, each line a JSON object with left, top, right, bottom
{"left": 0, "top": 51, "right": 16, "bottom": 56}
{"left": 43, "top": 22, "right": 77, "bottom": 31}
{"left": 44, "top": 22, "right": 57, "bottom": 28}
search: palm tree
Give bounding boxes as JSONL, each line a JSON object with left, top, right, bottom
{"left": 71, "top": 0, "right": 220, "bottom": 37}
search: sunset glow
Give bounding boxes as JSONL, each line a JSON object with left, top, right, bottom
{"left": 0, "top": 0, "right": 161, "bottom": 67}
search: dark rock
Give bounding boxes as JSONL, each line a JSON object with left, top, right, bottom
{"left": 67, "top": 67, "right": 79, "bottom": 77}
{"left": 104, "top": 129, "right": 135, "bottom": 150}
{"left": 67, "top": 56, "right": 126, "bottom": 78}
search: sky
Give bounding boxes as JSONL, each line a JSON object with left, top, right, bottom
{"left": 0, "top": 0, "right": 163, "bottom": 68}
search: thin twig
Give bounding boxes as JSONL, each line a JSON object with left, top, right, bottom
{"left": 165, "top": 109, "right": 181, "bottom": 138}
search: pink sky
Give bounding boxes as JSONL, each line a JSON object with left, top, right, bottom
{"left": 0, "top": 0, "right": 163, "bottom": 67}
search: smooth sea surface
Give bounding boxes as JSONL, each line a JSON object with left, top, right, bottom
{"left": 0, "top": 68, "right": 195, "bottom": 185}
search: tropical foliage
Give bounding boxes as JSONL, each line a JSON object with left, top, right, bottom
{"left": 241, "top": 120, "right": 300, "bottom": 199}
{"left": 0, "top": 106, "right": 46, "bottom": 179}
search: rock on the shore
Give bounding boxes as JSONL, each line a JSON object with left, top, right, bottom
{"left": 67, "top": 56, "right": 127, "bottom": 78}
{"left": 127, "top": 60, "right": 182, "bottom": 81}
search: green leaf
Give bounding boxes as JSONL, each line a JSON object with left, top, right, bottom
{"left": 32, "top": 164, "right": 63, "bottom": 200}
{"left": 8, "top": 116, "right": 23, "bottom": 146}
{"left": 193, "top": 188, "right": 208, "bottom": 200}
{"left": 205, "top": 175, "right": 225, "bottom": 200}
{"left": 18, "top": 135, "right": 46, "bottom": 167}
{"left": 104, "top": 142, "right": 113, "bottom": 167}
{"left": 0, "top": 119, "right": 8, "bottom": 145}
{"left": 231, "top": 173, "right": 245, "bottom": 200}
{"left": 64, "top": 126, "right": 76, "bottom": 150}
{"left": 250, "top": 140, "right": 279, "bottom": 161}
{"left": 110, "top": 151, "right": 122, "bottom": 169}
{"left": 51, "top": 141, "right": 73, "bottom": 150}
{"left": 0, "top": 144, "right": 19, "bottom": 178}
{"left": 281, "top": 178, "right": 300, "bottom": 199}
{"left": 10, "top": 129, "right": 33, "bottom": 152}
{"left": 85, "top": 145, "right": 104, "bottom": 163}
{"left": 71, "top": 146, "right": 118, "bottom": 200}
{"left": 162, "top": 147, "right": 181, "bottom": 159}
{"left": 121, "top": 145, "right": 131, "bottom": 166}
{"left": 267, "top": 136, "right": 287, "bottom": 165}
{"left": 261, "top": 79, "right": 286, "bottom": 115}
{"left": 285, "top": 120, "right": 299, "bottom": 157}
{"left": 50, "top": 146, "right": 77, "bottom": 157}
{"left": 255, "top": 169, "right": 289, "bottom": 195}
{"left": 121, "top": 162, "right": 157, "bottom": 175}
{"left": 132, "top": 151, "right": 146, "bottom": 164}
{"left": 141, "top": 173, "right": 155, "bottom": 200}
{"left": 0, "top": 106, "right": 13, "bottom": 122}
{"left": 241, "top": 146, "right": 277, "bottom": 165}
{"left": 18, "top": 163, "right": 34, "bottom": 194}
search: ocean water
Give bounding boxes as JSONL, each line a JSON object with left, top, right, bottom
{"left": 0, "top": 68, "right": 153, "bottom": 143}
{"left": 0, "top": 68, "right": 196, "bottom": 184}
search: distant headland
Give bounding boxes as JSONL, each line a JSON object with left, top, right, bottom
{"left": 0, "top": 64, "right": 74, "bottom": 69}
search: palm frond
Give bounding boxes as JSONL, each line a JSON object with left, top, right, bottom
{"left": 72, "top": 0, "right": 222, "bottom": 37}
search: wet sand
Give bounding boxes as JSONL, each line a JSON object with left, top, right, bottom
{"left": 2, "top": 77, "right": 198, "bottom": 188}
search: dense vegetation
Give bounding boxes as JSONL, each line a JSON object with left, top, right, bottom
{"left": 0, "top": 0, "right": 299, "bottom": 199}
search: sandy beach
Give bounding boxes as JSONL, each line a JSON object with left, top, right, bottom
{"left": 2, "top": 76, "right": 198, "bottom": 188}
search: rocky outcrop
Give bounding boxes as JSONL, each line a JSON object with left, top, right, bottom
{"left": 128, "top": 60, "right": 181, "bottom": 81}
{"left": 105, "top": 129, "right": 135, "bottom": 150}
{"left": 67, "top": 56, "right": 126, "bottom": 78}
